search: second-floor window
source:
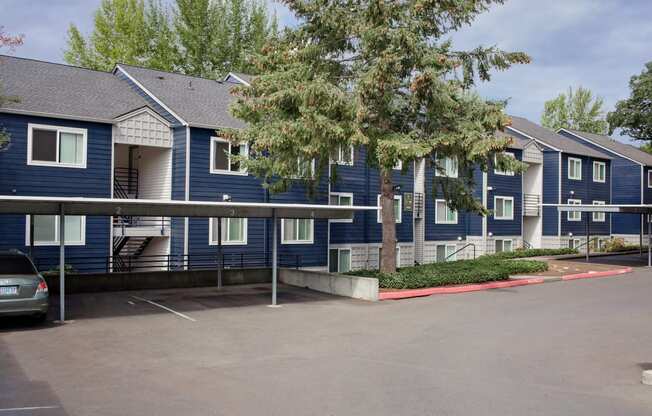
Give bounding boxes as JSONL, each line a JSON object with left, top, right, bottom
{"left": 568, "top": 199, "right": 582, "bottom": 221}
{"left": 331, "top": 145, "right": 354, "bottom": 165}
{"left": 494, "top": 196, "right": 514, "bottom": 220}
{"left": 568, "top": 157, "right": 582, "bottom": 180}
{"left": 330, "top": 192, "right": 353, "bottom": 223}
{"left": 435, "top": 156, "right": 458, "bottom": 178}
{"left": 28, "top": 124, "right": 87, "bottom": 168}
{"left": 592, "top": 201, "right": 606, "bottom": 222}
{"left": 593, "top": 161, "right": 606, "bottom": 183}
{"left": 209, "top": 218, "right": 247, "bottom": 245}
{"left": 435, "top": 200, "right": 457, "bottom": 224}
{"left": 494, "top": 152, "right": 516, "bottom": 176}
{"left": 377, "top": 195, "right": 402, "bottom": 223}
{"left": 210, "top": 137, "right": 248, "bottom": 174}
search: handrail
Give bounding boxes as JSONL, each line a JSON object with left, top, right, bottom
{"left": 445, "top": 242, "right": 475, "bottom": 261}
{"left": 573, "top": 237, "right": 600, "bottom": 252}
{"left": 522, "top": 240, "right": 533, "bottom": 250}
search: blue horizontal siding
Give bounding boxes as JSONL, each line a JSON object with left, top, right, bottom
{"left": 424, "top": 159, "right": 468, "bottom": 241}
{"left": 487, "top": 149, "right": 523, "bottom": 236}
{"left": 542, "top": 151, "right": 560, "bottom": 236}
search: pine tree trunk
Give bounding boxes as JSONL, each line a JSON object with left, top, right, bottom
{"left": 380, "top": 169, "right": 397, "bottom": 273}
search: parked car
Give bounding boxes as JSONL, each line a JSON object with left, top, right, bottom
{"left": 0, "top": 251, "right": 49, "bottom": 322}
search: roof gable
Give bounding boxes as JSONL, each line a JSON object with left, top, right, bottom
{"left": 560, "top": 128, "right": 652, "bottom": 167}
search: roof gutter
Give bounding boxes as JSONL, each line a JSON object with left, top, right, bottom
{"left": 0, "top": 108, "right": 116, "bottom": 125}
{"left": 558, "top": 128, "right": 643, "bottom": 166}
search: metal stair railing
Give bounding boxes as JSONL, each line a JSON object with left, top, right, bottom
{"left": 445, "top": 243, "right": 476, "bottom": 262}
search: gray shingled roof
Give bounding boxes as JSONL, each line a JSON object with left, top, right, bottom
{"left": 563, "top": 129, "right": 652, "bottom": 167}
{"left": 0, "top": 55, "right": 149, "bottom": 121}
{"left": 119, "top": 64, "right": 245, "bottom": 129}
{"left": 507, "top": 116, "right": 611, "bottom": 160}
{"left": 496, "top": 130, "right": 532, "bottom": 149}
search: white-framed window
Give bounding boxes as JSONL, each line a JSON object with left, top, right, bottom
{"left": 330, "top": 145, "right": 354, "bottom": 166}
{"left": 377, "top": 194, "right": 402, "bottom": 223}
{"left": 567, "top": 199, "right": 582, "bottom": 221}
{"left": 435, "top": 156, "right": 458, "bottom": 178}
{"left": 568, "top": 238, "right": 581, "bottom": 250}
{"left": 209, "top": 218, "right": 247, "bottom": 245}
{"left": 378, "top": 246, "right": 401, "bottom": 267}
{"left": 210, "top": 137, "right": 248, "bottom": 174}
{"left": 296, "top": 157, "right": 316, "bottom": 178}
{"left": 435, "top": 200, "right": 458, "bottom": 224}
{"left": 592, "top": 201, "right": 606, "bottom": 222}
{"left": 281, "top": 218, "right": 314, "bottom": 244}
{"left": 494, "top": 196, "right": 514, "bottom": 220}
{"left": 494, "top": 152, "right": 516, "bottom": 176}
{"left": 568, "top": 157, "right": 582, "bottom": 180}
{"left": 330, "top": 192, "right": 354, "bottom": 223}
{"left": 436, "top": 244, "right": 457, "bottom": 262}
{"left": 495, "top": 239, "right": 513, "bottom": 253}
{"left": 393, "top": 160, "right": 403, "bottom": 170}
{"left": 648, "top": 170, "right": 652, "bottom": 188}
{"left": 329, "top": 248, "right": 352, "bottom": 273}
{"left": 27, "top": 123, "right": 87, "bottom": 168}
{"left": 25, "top": 215, "right": 85, "bottom": 246}
{"left": 592, "top": 161, "right": 606, "bottom": 183}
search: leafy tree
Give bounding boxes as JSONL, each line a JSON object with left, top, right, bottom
{"left": 64, "top": 0, "right": 277, "bottom": 77}
{"left": 607, "top": 62, "right": 652, "bottom": 142}
{"left": 229, "top": 0, "right": 529, "bottom": 273}
{"left": 541, "top": 86, "right": 608, "bottom": 134}
{"left": 0, "top": 27, "right": 23, "bottom": 151}
{"left": 640, "top": 142, "right": 652, "bottom": 155}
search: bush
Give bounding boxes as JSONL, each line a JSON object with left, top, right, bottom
{"left": 484, "top": 248, "right": 578, "bottom": 260}
{"left": 348, "top": 258, "right": 548, "bottom": 289}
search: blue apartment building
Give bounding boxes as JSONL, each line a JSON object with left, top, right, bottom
{"left": 0, "top": 55, "right": 630, "bottom": 274}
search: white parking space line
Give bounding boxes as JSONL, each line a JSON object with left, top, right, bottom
{"left": 0, "top": 406, "right": 60, "bottom": 412}
{"left": 130, "top": 296, "right": 197, "bottom": 322}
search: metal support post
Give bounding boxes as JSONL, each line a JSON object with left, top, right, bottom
{"left": 271, "top": 210, "right": 278, "bottom": 306}
{"left": 59, "top": 205, "right": 66, "bottom": 323}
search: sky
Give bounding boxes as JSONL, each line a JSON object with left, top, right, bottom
{"left": 2, "top": 0, "right": 650, "bottom": 144}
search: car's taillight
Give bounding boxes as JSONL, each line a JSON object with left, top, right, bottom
{"left": 36, "top": 279, "right": 48, "bottom": 294}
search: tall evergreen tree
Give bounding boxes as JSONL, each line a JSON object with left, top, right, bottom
{"left": 541, "top": 86, "right": 608, "bottom": 134}
{"left": 229, "top": 0, "right": 529, "bottom": 273}
{"left": 0, "top": 27, "right": 23, "bottom": 151}
{"left": 607, "top": 62, "right": 652, "bottom": 142}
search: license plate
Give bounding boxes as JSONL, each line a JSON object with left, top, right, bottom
{"left": 0, "top": 286, "right": 18, "bottom": 296}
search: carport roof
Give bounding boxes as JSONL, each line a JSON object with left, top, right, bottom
{"left": 551, "top": 203, "right": 652, "bottom": 214}
{"left": 0, "top": 196, "right": 378, "bottom": 219}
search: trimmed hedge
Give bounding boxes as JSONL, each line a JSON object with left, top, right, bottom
{"left": 483, "top": 248, "right": 578, "bottom": 260}
{"left": 348, "top": 258, "right": 548, "bottom": 289}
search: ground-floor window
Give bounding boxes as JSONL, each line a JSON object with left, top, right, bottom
{"left": 209, "top": 218, "right": 247, "bottom": 245}
{"left": 329, "top": 248, "right": 351, "bottom": 273}
{"left": 568, "top": 238, "right": 581, "bottom": 250}
{"left": 378, "top": 246, "right": 401, "bottom": 267}
{"left": 25, "top": 215, "right": 85, "bottom": 246}
{"left": 281, "top": 219, "right": 314, "bottom": 244}
{"left": 495, "top": 239, "right": 513, "bottom": 253}
{"left": 436, "top": 244, "right": 456, "bottom": 262}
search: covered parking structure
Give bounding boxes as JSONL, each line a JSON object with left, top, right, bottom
{"left": 553, "top": 203, "right": 652, "bottom": 267}
{"left": 0, "top": 195, "right": 378, "bottom": 322}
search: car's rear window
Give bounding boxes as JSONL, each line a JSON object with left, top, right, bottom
{"left": 0, "top": 255, "right": 37, "bottom": 275}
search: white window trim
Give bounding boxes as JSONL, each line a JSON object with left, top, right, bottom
{"left": 592, "top": 161, "right": 606, "bottom": 183}
{"left": 376, "top": 194, "right": 402, "bottom": 223}
{"left": 281, "top": 218, "right": 314, "bottom": 244}
{"left": 436, "top": 244, "right": 457, "bottom": 262}
{"left": 209, "top": 136, "right": 248, "bottom": 175}
{"left": 494, "top": 196, "right": 514, "bottom": 220}
{"left": 208, "top": 218, "right": 248, "bottom": 245}
{"left": 329, "top": 247, "right": 352, "bottom": 273}
{"left": 294, "top": 157, "right": 316, "bottom": 179}
{"left": 435, "top": 156, "right": 459, "bottom": 178}
{"left": 330, "top": 192, "right": 354, "bottom": 223}
{"left": 568, "top": 157, "right": 582, "bottom": 181}
{"left": 393, "top": 160, "right": 403, "bottom": 170}
{"left": 567, "top": 199, "right": 582, "bottom": 221}
{"left": 495, "top": 239, "right": 514, "bottom": 253}
{"left": 27, "top": 123, "right": 87, "bottom": 169}
{"left": 648, "top": 170, "right": 652, "bottom": 188}
{"left": 331, "top": 145, "right": 354, "bottom": 166}
{"left": 592, "top": 201, "right": 606, "bottom": 222}
{"left": 25, "top": 215, "right": 86, "bottom": 246}
{"left": 569, "top": 238, "right": 581, "bottom": 249}
{"left": 435, "top": 199, "right": 458, "bottom": 224}
{"left": 494, "top": 152, "right": 516, "bottom": 176}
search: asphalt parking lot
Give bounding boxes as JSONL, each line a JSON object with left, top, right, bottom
{"left": 2, "top": 263, "right": 652, "bottom": 415}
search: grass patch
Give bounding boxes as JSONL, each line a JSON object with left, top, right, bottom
{"left": 483, "top": 248, "right": 578, "bottom": 260}
{"left": 348, "top": 258, "right": 548, "bottom": 289}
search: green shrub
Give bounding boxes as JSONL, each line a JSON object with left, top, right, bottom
{"left": 483, "top": 248, "right": 577, "bottom": 260}
{"left": 348, "top": 258, "right": 548, "bottom": 289}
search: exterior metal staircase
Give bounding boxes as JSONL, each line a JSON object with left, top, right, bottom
{"left": 112, "top": 236, "right": 153, "bottom": 272}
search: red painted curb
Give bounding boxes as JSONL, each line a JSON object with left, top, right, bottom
{"left": 561, "top": 267, "right": 633, "bottom": 281}
{"left": 379, "top": 278, "right": 545, "bottom": 300}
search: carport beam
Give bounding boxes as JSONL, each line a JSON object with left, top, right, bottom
{"left": 272, "top": 209, "right": 277, "bottom": 306}
{"left": 59, "top": 205, "right": 66, "bottom": 323}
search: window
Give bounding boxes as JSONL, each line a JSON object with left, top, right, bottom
{"left": 330, "top": 192, "right": 354, "bottom": 223}
{"left": 393, "top": 160, "right": 403, "bottom": 170}
{"left": 376, "top": 195, "right": 402, "bottom": 223}
{"left": 568, "top": 157, "right": 582, "bottom": 180}
{"left": 592, "top": 201, "right": 605, "bottom": 222}
{"left": 331, "top": 145, "right": 354, "bottom": 165}
{"left": 435, "top": 156, "right": 458, "bottom": 178}
{"left": 592, "top": 161, "right": 606, "bottom": 183}
{"left": 435, "top": 200, "right": 457, "bottom": 224}
{"left": 209, "top": 218, "right": 247, "bottom": 245}
{"left": 379, "top": 246, "right": 401, "bottom": 267}
{"left": 329, "top": 248, "right": 351, "bottom": 273}
{"left": 296, "top": 157, "right": 316, "bottom": 178}
{"left": 436, "top": 244, "right": 457, "bottom": 262}
{"left": 281, "top": 219, "right": 314, "bottom": 244}
{"left": 648, "top": 170, "right": 652, "bottom": 188}
{"left": 210, "top": 137, "right": 248, "bottom": 174}
{"left": 494, "top": 152, "right": 516, "bottom": 176}
{"left": 568, "top": 238, "right": 581, "bottom": 249}
{"left": 28, "top": 124, "right": 86, "bottom": 168}
{"left": 567, "top": 199, "right": 582, "bottom": 221}
{"left": 25, "top": 215, "right": 85, "bottom": 246}
{"left": 494, "top": 196, "right": 514, "bottom": 220}
{"left": 495, "top": 239, "right": 513, "bottom": 253}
